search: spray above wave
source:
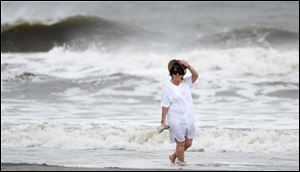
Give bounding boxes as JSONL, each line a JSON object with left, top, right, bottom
{"left": 1, "top": 122, "right": 299, "bottom": 153}
{"left": 1, "top": 15, "right": 149, "bottom": 52}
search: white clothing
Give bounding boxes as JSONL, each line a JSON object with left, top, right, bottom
{"left": 160, "top": 76, "right": 196, "bottom": 143}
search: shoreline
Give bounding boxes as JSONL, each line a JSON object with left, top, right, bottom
{"left": 2, "top": 150, "right": 299, "bottom": 171}
{"left": 1, "top": 163, "right": 192, "bottom": 171}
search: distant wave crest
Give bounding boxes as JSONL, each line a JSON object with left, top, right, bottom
{"left": 1, "top": 15, "right": 145, "bottom": 52}
{"left": 197, "top": 26, "right": 299, "bottom": 49}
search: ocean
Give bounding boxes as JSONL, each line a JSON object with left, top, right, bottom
{"left": 1, "top": 1, "right": 299, "bottom": 170}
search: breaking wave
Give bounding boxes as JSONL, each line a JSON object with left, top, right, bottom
{"left": 1, "top": 122, "right": 299, "bottom": 153}
{"left": 1, "top": 15, "right": 147, "bottom": 52}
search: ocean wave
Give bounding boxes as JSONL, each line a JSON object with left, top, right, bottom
{"left": 0, "top": 64, "right": 51, "bottom": 82}
{"left": 1, "top": 47, "right": 298, "bottom": 82}
{"left": 1, "top": 122, "right": 299, "bottom": 153}
{"left": 196, "top": 26, "right": 299, "bottom": 49}
{"left": 1, "top": 15, "right": 147, "bottom": 52}
{"left": 184, "top": 48, "right": 299, "bottom": 75}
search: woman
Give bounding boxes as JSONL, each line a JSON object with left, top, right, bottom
{"left": 160, "top": 59, "right": 198, "bottom": 165}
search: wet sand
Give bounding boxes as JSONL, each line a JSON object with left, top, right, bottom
{"left": 1, "top": 163, "right": 191, "bottom": 171}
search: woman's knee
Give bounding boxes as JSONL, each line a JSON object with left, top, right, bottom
{"left": 176, "top": 140, "right": 185, "bottom": 147}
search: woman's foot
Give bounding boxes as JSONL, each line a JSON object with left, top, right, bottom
{"left": 169, "top": 153, "right": 176, "bottom": 163}
{"left": 176, "top": 160, "right": 187, "bottom": 166}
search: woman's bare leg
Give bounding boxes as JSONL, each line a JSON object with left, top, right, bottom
{"left": 169, "top": 153, "right": 176, "bottom": 163}
{"left": 170, "top": 139, "right": 193, "bottom": 163}
{"left": 176, "top": 140, "right": 185, "bottom": 162}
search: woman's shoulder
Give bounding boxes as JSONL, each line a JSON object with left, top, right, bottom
{"left": 161, "top": 80, "right": 172, "bottom": 90}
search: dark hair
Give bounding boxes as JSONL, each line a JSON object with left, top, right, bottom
{"left": 169, "top": 63, "right": 185, "bottom": 80}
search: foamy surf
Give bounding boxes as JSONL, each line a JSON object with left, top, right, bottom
{"left": 1, "top": 47, "right": 298, "bottom": 80}
{"left": 1, "top": 122, "right": 298, "bottom": 153}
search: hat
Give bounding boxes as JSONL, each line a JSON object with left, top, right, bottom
{"left": 168, "top": 59, "right": 186, "bottom": 74}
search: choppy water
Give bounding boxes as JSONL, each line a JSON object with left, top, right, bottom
{"left": 1, "top": 1, "right": 299, "bottom": 170}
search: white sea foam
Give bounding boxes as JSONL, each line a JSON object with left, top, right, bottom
{"left": 40, "top": 47, "right": 300, "bottom": 76}
{"left": 1, "top": 122, "right": 298, "bottom": 153}
{"left": 1, "top": 47, "right": 298, "bottom": 81}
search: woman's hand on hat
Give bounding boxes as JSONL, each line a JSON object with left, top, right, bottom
{"left": 178, "top": 60, "right": 189, "bottom": 68}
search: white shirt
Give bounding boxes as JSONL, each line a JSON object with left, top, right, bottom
{"left": 160, "top": 76, "right": 196, "bottom": 143}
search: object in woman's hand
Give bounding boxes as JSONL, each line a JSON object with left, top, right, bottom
{"left": 157, "top": 125, "right": 170, "bottom": 133}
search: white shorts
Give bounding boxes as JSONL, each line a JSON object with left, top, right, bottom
{"left": 169, "top": 124, "right": 196, "bottom": 143}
